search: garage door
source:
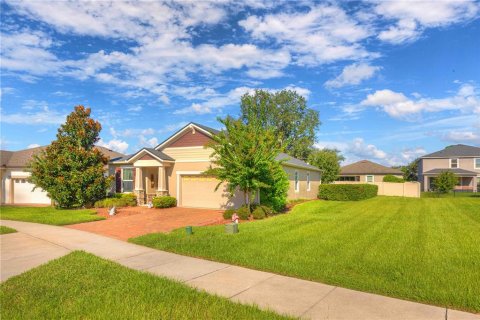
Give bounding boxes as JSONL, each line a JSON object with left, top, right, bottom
{"left": 13, "top": 179, "right": 51, "bottom": 204}
{"left": 180, "top": 175, "right": 243, "bottom": 209}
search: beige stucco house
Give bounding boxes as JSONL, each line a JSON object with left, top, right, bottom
{"left": 418, "top": 144, "right": 480, "bottom": 192}
{"left": 109, "top": 123, "right": 321, "bottom": 209}
{"left": 337, "top": 160, "right": 403, "bottom": 183}
{"left": 0, "top": 146, "right": 124, "bottom": 205}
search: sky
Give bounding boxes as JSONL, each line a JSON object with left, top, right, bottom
{"left": 1, "top": 0, "right": 479, "bottom": 166}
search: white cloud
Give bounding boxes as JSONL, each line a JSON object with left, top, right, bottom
{"left": 361, "top": 84, "right": 480, "bottom": 119}
{"left": 27, "top": 143, "right": 40, "bottom": 149}
{"left": 316, "top": 138, "right": 425, "bottom": 166}
{"left": 97, "top": 138, "right": 129, "bottom": 154}
{"left": 127, "top": 106, "right": 142, "bottom": 112}
{"left": 375, "top": 1, "right": 479, "bottom": 43}
{"left": 174, "top": 84, "right": 311, "bottom": 115}
{"left": 239, "top": 4, "right": 374, "bottom": 66}
{"left": 0, "top": 106, "right": 66, "bottom": 125}
{"left": 325, "top": 63, "right": 381, "bottom": 88}
{"left": 139, "top": 135, "right": 159, "bottom": 148}
{"left": 442, "top": 131, "right": 480, "bottom": 144}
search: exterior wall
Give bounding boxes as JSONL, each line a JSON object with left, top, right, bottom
{"left": 1, "top": 168, "right": 51, "bottom": 205}
{"left": 339, "top": 174, "right": 402, "bottom": 183}
{"left": 168, "top": 129, "right": 212, "bottom": 148}
{"left": 420, "top": 157, "right": 480, "bottom": 191}
{"left": 282, "top": 165, "right": 321, "bottom": 200}
{"left": 162, "top": 147, "right": 213, "bottom": 162}
{"left": 334, "top": 181, "right": 421, "bottom": 198}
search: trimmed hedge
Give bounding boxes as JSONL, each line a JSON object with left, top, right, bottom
{"left": 318, "top": 184, "right": 378, "bottom": 201}
{"left": 94, "top": 193, "right": 137, "bottom": 208}
{"left": 383, "top": 175, "right": 405, "bottom": 183}
{"left": 152, "top": 196, "right": 177, "bottom": 208}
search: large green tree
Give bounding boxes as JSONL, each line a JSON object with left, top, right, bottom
{"left": 205, "top": 117, "right": 287, "bottom": 212}
{"left": 240, "top": 89, "right": 320, "bottom": 161}
{"left": 30, "top": 106, "right": 111, "bottom": 208}
{"left": 308, "top": 148, "right": 345, "bottom": 184}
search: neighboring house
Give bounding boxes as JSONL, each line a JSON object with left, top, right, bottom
{"left": 0, "top": 146, "right": 124, "bottom": 205}
{"left": 418, "top": 144, "right": 480, "bottom": 192}
{"left": 337, "top": 160, "right": 403, "bottom": 183}
{"left": 109, "top": 122, "right": 321, "bottom": 209}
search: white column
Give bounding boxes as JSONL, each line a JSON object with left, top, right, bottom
{"left": 157, "top": 166, "right": 167, "bottom": 192}
{"left": 135, "top": 167, "right": 143, "bottom": 190}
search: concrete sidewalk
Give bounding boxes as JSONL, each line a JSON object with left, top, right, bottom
{"left": 1, "top": 220, "right": 478, "bottom": 320}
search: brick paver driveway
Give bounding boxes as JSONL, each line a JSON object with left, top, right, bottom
{"left": 68, "top": 206, "right": 226, "bottom": 240}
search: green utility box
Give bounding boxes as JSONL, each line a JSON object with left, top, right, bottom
{"left": 225, "top": 223, "right": 239, "bottom": 234}
{"left": 185, "top": 226, "right": 193, "bottom": 235}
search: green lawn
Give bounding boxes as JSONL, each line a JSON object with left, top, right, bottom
{"left": 131, "top": 197, "right": 480, "bottom": 313}
{"left": 421, "top": 191, "right": 480, "bottom": 198}
{"left": 0, "top": 251, "right": 288, "bottom": 319}
{"left": 0, "top": 206, "right": 104, "bottom": 225}
{"left": 0, "top": 226, "right": 16, "bottom": 234}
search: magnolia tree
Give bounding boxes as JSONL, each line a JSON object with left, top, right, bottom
{"left": 30, "top": 106, "right": 111, "bottom": 208}
{"left": 205, "top": 117, "right": 288, "bottom": 213}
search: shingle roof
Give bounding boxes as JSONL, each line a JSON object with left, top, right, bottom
{"left": 0, "top": 145, "right": 125, "bottom": 168}
{"left": 143, "top": 148, "right": 175, "bottom": 161}
{"left": 191, "top": 122, "right": 220, "bottom": 135}
{"left": 276, "top": 153, "right": 321, "bottom": 171}
{"left": 340, "top": 160, "right": 402, "bottom": 175}
{"left": 421, "top": 144, "right": 480, "bottom": 158}
{"left": 111, "top": 148, "right": 174, "bottom": 163}
{"left": 423, "top": 168, "right": 478, "bottom": 176}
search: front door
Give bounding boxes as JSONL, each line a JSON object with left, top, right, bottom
{"left": 144, "top": 168, "right": 157, "bottom": 202}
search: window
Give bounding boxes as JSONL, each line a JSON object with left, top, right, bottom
{"left": 307, "top": 173, "right": 311, "bottom": 191}
{"left": 475, "top": 158, "right": 480, "bottom": 169}
{"left": 366, "top": 175, "right": 374, "bottom": 183}
{"left": 294, "top": 171, "right": 299, "bottom": 192}
{"left": 337, "top": 176, "right": 360, "bottom": 181}
{"left": 450, "top": 158, "right": 459, "bottom": 168}
{"left": 122, "top": 168, "right": 134, "bottom": 192}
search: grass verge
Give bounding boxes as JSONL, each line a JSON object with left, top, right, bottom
{"left": 0, "top": 226, "right": 16, "bottom": 234}
{"left": 0, "top": 251, "right": 289, "bottom": 319}
{"left": 0, "top": 206, "right": 104, "bottom": 225}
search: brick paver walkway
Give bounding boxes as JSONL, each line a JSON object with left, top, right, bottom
{"left": 67, "top": 206, "right": 227, "bottom": 240}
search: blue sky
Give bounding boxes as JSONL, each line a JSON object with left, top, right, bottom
{"left": 1, "top": 1, "right": 479, "bottom": 165}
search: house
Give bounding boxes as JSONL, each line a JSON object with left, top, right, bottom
{"left": 109, "top": 122, "right": 321, "bottom": 209}
{"left": 337, "top": 160, "right": 403, "bottom": 183}
{"left": 418, "top": 144, "right": 480, "bottom": 192}
{"left": 0, "top": 146, "right": 124, "bottom": 205}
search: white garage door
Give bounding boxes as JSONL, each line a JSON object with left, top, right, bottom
{"left": 180, "top": 175, "right": 243, "bottom": 209}
{"left": 13, "top": 179, "right": 51, "bottom": 204}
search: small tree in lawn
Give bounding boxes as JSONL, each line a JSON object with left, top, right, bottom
{"left": 308, "top": 148, "right": 345, "bottom": 184}
{"left": 30, "top": 106, "right": 111, "bottom": 208}
{"left": 204, "top": 117, "right": 284, "bottom": 213}
{"left": 433, "top": 171, "right": 458, "bottom": 193}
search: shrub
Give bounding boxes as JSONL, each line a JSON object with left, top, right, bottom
{"left": 259, "top": 162, "right": 289, "bottom": 213}
{"left": 236, "top": 206, "right": 251, "bottom": 220}
{"left": 383, "top": 175, "right": 405, "bottom": 183}
{"left": 252, "top": 205, "right": 273, "bottom": 219}
{"left": 223, "top": 209, "right": 235, "bottom": 220}
{"left": 433, "top": 171, "right": 458, "bottom": 193}
{"left": 94, "top": 193, "right": 137, "bottom": 208}
{"left": 318, "top": 184, "right": 378, "bottom": 201}
{"left": 152, "top": 196, "right": 177, "bottom": 208}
